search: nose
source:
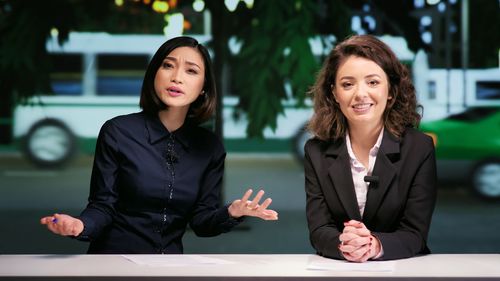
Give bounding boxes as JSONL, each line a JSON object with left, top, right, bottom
{"left": 170, "top": 68, "right": 182, "bottom": 84}
{"left": 354, "top": 84, "right": 368, "bottom": 99}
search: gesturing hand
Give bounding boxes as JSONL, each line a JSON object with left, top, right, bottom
{"left": 228, "top": 189, "right": 278, "bottom": 220}
{"left": 40, "top": 213, "right": 84, "bottom": 237}
{"left": 338, "top": 220, "right": 381, "bottom": 262}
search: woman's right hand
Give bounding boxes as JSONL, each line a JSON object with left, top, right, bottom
{"left": 40, "top": 213, "right": 84, "bottom": 237}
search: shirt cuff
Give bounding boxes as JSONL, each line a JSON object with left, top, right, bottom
{"left": 371, "top": 234, "right": 384, "bottom": 260}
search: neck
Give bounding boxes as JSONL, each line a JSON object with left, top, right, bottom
{"left": 158, "top": 107, "right": 189, "bottom": 132}
{"left": 348, "top": 121, "right": 383, "bottom": 150}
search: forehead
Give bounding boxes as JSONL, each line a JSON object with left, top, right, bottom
{"left": 166, "top": 46, "right": 205, "bottom": 67}
{"left": 336, "top": 55, "right": 385, "bottom": 77}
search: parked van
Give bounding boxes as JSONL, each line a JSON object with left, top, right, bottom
{"left": 14, "top": 32, "right": 209, "bottom": 167}
{"left": 13, "top": 32, "right": 420, "bottom": 168}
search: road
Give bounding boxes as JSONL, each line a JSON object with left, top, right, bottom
{"left": 0, "top": 153, "right": 499, "bottom": 254}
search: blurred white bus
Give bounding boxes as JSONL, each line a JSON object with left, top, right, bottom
{"left": 13, "top": 32, "right": 421, "bottom": 167}
{"left": 19, "top": 32, "right": 491, "bottom": 168}
{"left": 14, "top": 32, "right": 208, "bottom": 167}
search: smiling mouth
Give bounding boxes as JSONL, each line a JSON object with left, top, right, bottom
{"left": 352, "top": 103, "right": 372, "bottom": 110}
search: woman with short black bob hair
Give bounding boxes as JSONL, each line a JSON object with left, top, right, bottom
{"left": 41, "top": 36, "right": 278, "bottom": 254}
{"left": 140, "top": 36, "right": 216, "bottom": 124}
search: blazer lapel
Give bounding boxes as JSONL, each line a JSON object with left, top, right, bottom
{"left": 326, "top": 140, "right": 362, "bottom": 221}
{"left": 363, "top": 130, "right": 400, "bottom": 222}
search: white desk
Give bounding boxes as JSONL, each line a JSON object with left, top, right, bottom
{"left": 1, "top": 254, "right": 499, "bottom": 280}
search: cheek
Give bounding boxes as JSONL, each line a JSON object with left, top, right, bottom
{"left": 154, "top": 70, "right": 166, "bottom": 89}
{"left": 336, "top": 98, "right": 351, "bottom": 114}
{"left": 196, "top": 77, "right": 205, "bottom": 91}
{"left": 335, "top": 91, "right": 352, "bottom": 107}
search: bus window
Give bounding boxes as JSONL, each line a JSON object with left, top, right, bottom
{"left": 476, "top": 81, "right": 500, "bottom": 101}
{"left": 428, "top": 80, "right": 437, "bottom": 100}
{"left": 96, "top": 54, "right": 149, "bottom": 96}
{"left": 14, "top": 32, "right": 211, "bottom": 168}
{"left": 49, "top": 54, "right": 83, "bottom": 96}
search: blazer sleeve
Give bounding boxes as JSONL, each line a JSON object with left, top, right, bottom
{"left": 304, "top": 140, "right": 344, "bottom": 259}
{"left": 373, "top": 135, "right": 437, "bottom": 260}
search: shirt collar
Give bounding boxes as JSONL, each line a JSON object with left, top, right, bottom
{"left": 144, "top": 112, "right": 190, "bottom": 148}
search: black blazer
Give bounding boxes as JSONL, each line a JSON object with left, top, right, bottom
{"left": 304, "top": 128, "right": 437, "bottom": 260}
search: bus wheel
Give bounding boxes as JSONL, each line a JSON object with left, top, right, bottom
{"left": 292, "top": 123, "right": 312, "bottom": 164}
{"left": 23, "top": 119, "right": 76, "bottom": 168}
{"left": 471, "top": 159, "right": 500, "bottom": 200}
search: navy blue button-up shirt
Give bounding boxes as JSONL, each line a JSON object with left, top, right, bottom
{"left": 77, "top": 111, "right": 240, "bottom": 254}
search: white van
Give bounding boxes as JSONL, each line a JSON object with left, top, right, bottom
{"left": 14, "top": 32, "right": 209, "bottom": 167}
{"left": 13, "top": 32, "right": 419, "bottom": 167}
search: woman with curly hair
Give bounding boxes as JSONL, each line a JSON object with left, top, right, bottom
{"left": 305, "top": 34, "right": 437, "bottom": 262}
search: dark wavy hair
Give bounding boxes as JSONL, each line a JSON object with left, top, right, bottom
{"left": 139, "top": 36, "right": 216, "bottom": 124}
{"left": 308, "top": 34, "right": 421, "bottom": 141}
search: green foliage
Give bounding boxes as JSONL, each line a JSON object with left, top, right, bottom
{"left": 2, "top": 0, "right": 496, "bottom": 139}
{"left": 0, "top": 0, "right": 74, "bottom": 102}
{"left": 469, "top": 0, "right": 500, "bottom": 68}
{"left": 70, "top": 1, "right": 167, "bottom": 34}
{"left": 230, "top": 0, "right": 320, "bottom": 138}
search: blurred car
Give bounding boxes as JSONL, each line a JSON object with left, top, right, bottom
{"left": 420, "top": 107, "right": 500, "bottom": 200}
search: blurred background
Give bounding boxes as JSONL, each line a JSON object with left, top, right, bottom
{"left": 0, "top": 0, "right": 499, "bottom": 254}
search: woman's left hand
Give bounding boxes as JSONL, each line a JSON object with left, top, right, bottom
{"left": 228, "top": 189, "right": 278, "bottom": 220}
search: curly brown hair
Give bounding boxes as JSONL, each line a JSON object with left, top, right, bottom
{"left": 307, "top": 34, "right": 421, "bottom": 141}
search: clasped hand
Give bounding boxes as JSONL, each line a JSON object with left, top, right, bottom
{"left": 338, "top": 220, "right": 381, "bottom": 262}
{"left": 228, "top": 189, "right": 278, "bottom": 220}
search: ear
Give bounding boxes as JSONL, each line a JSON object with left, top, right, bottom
{"left": 330, "top": 85, "right": 338, "bottom": 102}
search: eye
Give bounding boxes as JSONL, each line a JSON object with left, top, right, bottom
{"left": 162, "top": 62, "right": 173, "bottom": 69}
{"left": 368, "top": 80, "right": 379, "bottom": 87}
{"left": 187, "top": 68, "right": 199, "bottom": 75}
{"left": 341, "top": 82, "right": 353, "bottom": 89}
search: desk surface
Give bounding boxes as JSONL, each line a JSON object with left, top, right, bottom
{"left": 1, "top": 254, "right": 499, "bottom": 280}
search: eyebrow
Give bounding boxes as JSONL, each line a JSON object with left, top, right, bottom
{"left": 338, "top": 74, "right": 382, "bottom": 80}
{"left": 164, "top": 57, "right": 202, "bottom": 70}
{"left": 365, "top": 74, "right": 382, "bottom": 79}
